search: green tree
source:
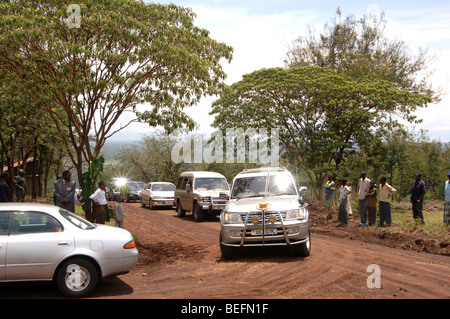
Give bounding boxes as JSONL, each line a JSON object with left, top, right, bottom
{"left": 0, "top": 0, "right": 233, "bottom": 184}
{"left": 115, "top": 131, "right": 195, "bottom": 184}
{"left": 210, "top": 66, "right": 431, "bottom": 198}
{"left": 285, "top": 9, "right": 438, "bottom": 102}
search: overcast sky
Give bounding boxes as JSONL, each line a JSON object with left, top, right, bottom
{"left": 111, "top": 0, "right": 450, "bottom": 142}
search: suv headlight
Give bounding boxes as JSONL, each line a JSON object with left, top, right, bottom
{"left": 286, "top": 208, "right": 308, "bottom": 220}
{"left": 223, "top": 212, "right": 243, "bottom": 224}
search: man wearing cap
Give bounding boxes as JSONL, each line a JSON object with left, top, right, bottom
{"left": 445, "top": 172, "right": 450, "bottom": 224}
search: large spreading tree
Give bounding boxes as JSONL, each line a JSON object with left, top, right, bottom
{"left": 211, "top": 10, "right": 437, "bottom": 198}
{"left": 210, "top": 66, "right": 431, "bottom": 198}
{"left": 0, "top": 0, "right": 233, "bottom": 183}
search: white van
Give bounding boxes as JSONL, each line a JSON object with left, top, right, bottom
{"left": 175, "top": 171, "right": 230, "bottom": 222}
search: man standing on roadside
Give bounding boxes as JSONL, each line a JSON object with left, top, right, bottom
{"left": 443, "top": 172, "right": 450, "bottom": 224}
{"left": 411, "top": 173, "right": 426, "bottom": 224}
{"left": 324, "top": 175, "right": 336, "bottom": 220}
{"left": 358, "top": 172, "right": 371, "bottom": 226}
{"left": 14, "top": 169, "right": 26, "bottom": 202}
{"left": 90, "top": 181, "right": 108, "bottom": 224}
{"left": 54, "top": 170, "right": 77, "bottom": 212}
{"left": 0, "top": 172, "right": 12, "bottom": 202}
{"left": 379, "top": 176, "right": 396, "bottom": 227}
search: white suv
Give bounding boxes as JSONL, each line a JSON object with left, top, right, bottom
{"left": 175, "top": 171, "right": 230, "bottom": 222}
{"left": 219, "top": 167, "right": 310, "bottom": 259}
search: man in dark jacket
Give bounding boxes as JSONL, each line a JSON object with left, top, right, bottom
{"left": 54, "top": 170, "right": 76, "bottom": 212}
{"left": 411, "top": 173, "right": 427, "bottom": 224}
{"left": 0, "top": 172, "right": 12, "bottom": 202}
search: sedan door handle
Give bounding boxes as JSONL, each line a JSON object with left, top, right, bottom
{"left": 57, "top": 241, "right": 71, "bottom": 246}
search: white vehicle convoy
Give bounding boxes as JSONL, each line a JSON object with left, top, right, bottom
{"left": 219, "top": 167, "right": 310, "bottom": 259}
{"left": 175, "top": 171, "right": 230, "bottom": 222}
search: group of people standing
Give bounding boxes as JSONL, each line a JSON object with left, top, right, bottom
{"left": 53, "top": 170, "right": 124, "bottom": 227}
{"left": 0, "top": 170, "right": 27, "bottom": 202}
{"left": 324, "top": 171, "right": 431, "bottom": 227}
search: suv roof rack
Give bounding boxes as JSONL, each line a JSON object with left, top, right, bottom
{"left": 241, "top": 167, "right": 287, "bottom": 174}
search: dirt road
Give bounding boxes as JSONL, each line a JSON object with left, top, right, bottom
{"left": 1, "top": 202, "right": 449, "bottom": 300}
{"left": 102, "top": 203, "right": 449, "bottom": 299}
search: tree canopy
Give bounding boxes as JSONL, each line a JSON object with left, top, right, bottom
{"left": 210, "top": 66, "right": 431, "bottom": 197}
{"left": 0, "top": 0, "right": 233, "bottom": 183}
{"left": 285, "top": 9, "right": 438, "bottom": 102}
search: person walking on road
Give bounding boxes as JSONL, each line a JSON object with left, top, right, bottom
{"left": 378, "top": 176, "right": 396, "bottom": 227}
{"left": 358, "top": 172, "right": 371, "bottom": 226}
{"left": 54, "top": 170, "right": 77, "bottom": 212}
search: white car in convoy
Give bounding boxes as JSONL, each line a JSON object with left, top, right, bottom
{"left": 219, "top": 167, "right": 310, "bottom": 259}
{"left": 0, "top": 203, "right": 138, "bottom": 297}
{"left": 140, "top": 182, "right": 176, "bottom": 209}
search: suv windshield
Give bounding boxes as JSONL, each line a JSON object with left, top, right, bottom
{"left": 232, "top": 174, "right": 297, "bottom": 199}
{"left": 152, "top": 183, "right": 176, "bottom": 191}
{"left": 194, "top": 178, "right": 229, "bottom": 190}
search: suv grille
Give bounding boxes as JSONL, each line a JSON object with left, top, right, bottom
{"left": 202, "top": 196, "right": 227, "bottom": 205}
{"left": 242, "top": 211, "right": 286, "bottom": 225}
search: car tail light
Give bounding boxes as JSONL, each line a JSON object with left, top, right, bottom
{"left": 123, "top": 239, "right": 136, "bottom": 249}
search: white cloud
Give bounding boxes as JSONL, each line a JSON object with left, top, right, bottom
{"left": 109, "top": 1, "right": 450, "bottom": 142}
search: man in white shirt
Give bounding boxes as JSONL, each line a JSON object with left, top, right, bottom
{"left": 89, "top": 181, "right": 108, "bottom": 224}
{"left": 358, "top": 172, "right": 371, "bottom": 226}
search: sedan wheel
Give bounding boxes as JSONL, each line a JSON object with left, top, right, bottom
{"left": 56, "top": 258, "right": 98, "bottom": 298}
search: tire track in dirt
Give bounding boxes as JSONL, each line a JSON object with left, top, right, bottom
{"left": 107, "top": 203, "right": 450, "bottom": 299}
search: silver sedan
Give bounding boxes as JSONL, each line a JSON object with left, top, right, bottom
{"left": 0, "top": 203, "right": 138, "bottom": 297}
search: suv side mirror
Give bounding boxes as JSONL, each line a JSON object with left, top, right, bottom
{"left": 185, "top": 184, "right": 192, "bottom": 192}
{"left": 219, "top": 192, "right": 229, "bottom": 200}
{"left": 299, "top": 186, "right": 308, "bottom": 195}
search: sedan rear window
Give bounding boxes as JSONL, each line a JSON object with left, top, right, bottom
{"left": 59, "top": 209, "right": 96, "bottom": 230}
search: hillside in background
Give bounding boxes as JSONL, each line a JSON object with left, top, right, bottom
{"left": 100, "top": 140, "right": 138, "bottom": 163}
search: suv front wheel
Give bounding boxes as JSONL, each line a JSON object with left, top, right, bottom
{"left": 290, "top": 229, "right": 311, "bottom": 257}
{"left": 220, "top": 234, "right": 240, "bottom": 260}
{"left": 177, "top": 200, "right": 186, "bottom": 217}
{"left": 192, "top": 202, "right": 204, "bottom": 222}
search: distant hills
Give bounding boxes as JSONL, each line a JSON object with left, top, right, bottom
{"left": 99, "top": 140, "right": 138, "bottom": 163}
